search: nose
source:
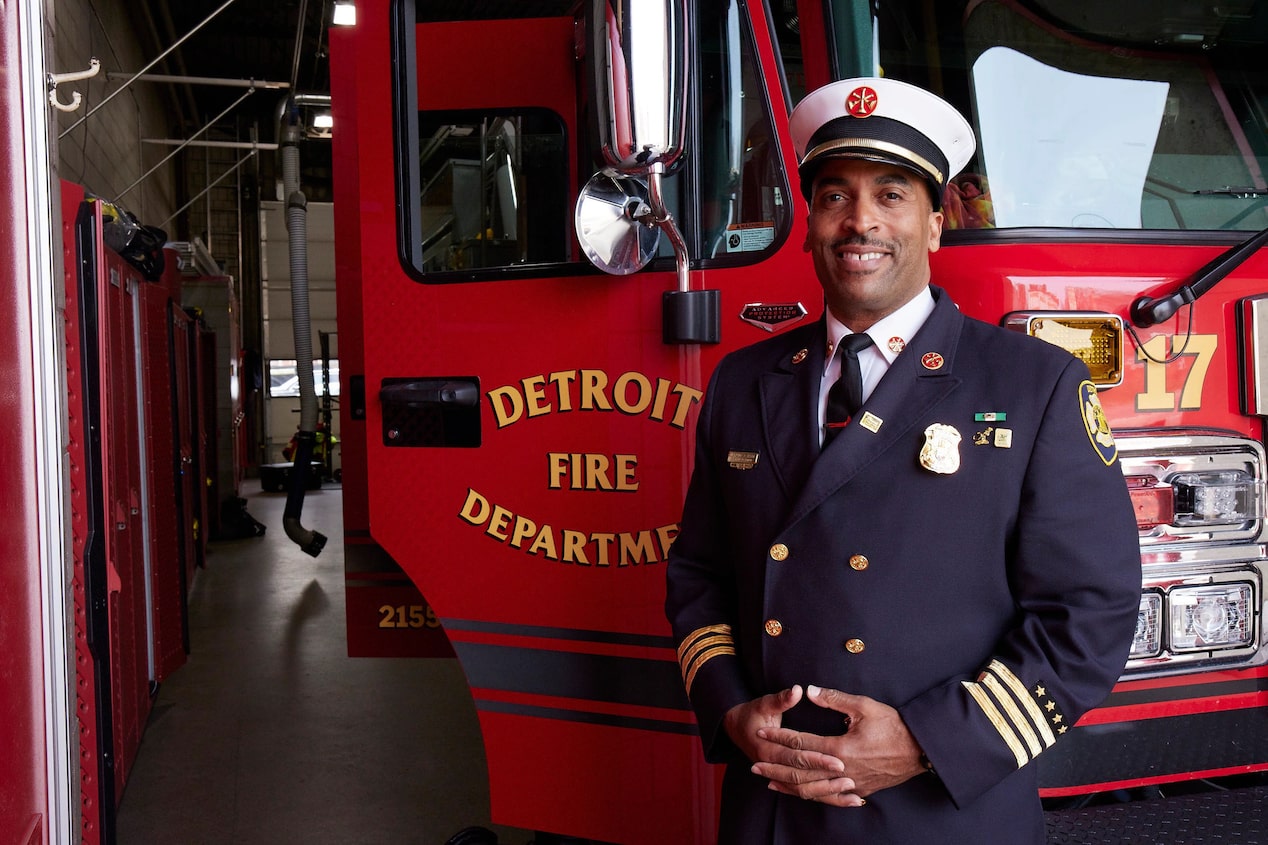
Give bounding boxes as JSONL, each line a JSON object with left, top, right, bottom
{"left": 840, "top": 194, "right": 879, "bottom": 234}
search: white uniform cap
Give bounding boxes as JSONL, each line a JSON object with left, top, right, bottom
{"left": 789, "top": 77, "right": 975, "bottom": 209}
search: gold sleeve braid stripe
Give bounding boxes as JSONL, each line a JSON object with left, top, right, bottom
{"left": 987, "top": 659, "right": 1057, "bottom": 747}
{"left": 677, "top": 624, "right": 735, "bottom": 695}
{"left": 963, "top": 660, "right": 1058, "bottom": 769}
{"left": 980, "top": 674, "right": 1041, "bottom": 758}
{"left": 961, "top": 681, "right": 1028, "bottom": 768}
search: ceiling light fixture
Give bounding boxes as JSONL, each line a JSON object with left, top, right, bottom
{"left": 333, "top": 2, "right": 356, "bottom": 26}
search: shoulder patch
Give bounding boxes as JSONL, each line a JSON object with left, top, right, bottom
{"left": 1079, "top": 380, "right": 1117, "bottom": 466}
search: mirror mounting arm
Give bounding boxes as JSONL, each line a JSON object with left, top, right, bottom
{"left": 645, "top": 164, "right": 690, "bottom": 295}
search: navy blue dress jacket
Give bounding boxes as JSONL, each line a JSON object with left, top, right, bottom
{"left": 665, "top": 287, "right": 1142, "bottom": 844}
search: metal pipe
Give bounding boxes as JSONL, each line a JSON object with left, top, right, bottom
{"left": 117, "top": 88, "right": 255, "bottom": 200}
{"left": 59, "top": 0, "right": 243, "bottom": 138}
{"left": 106, "top": 72, "right": 290, "bottom": 89}
{"left": 142, "top": 139, "right": 280, "bottom": 150}
{"left": 289, "top": 0, "right": 311, "bottom": 92}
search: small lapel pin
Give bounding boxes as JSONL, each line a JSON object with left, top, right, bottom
{"left": 792, "top": 348, "right": 808, "bottom": 364}
{"left": 921, "top": 352, "right": 945, "bottom": 370}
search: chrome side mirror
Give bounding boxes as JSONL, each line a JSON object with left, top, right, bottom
{"left": 576, "top": 0, "right": 718, "bottom": 343}
{"left": 589, "top": 0, "right": 687, "bottom": 175}
{"left": 575, "top": 172, "right": 659, "bottom": 275}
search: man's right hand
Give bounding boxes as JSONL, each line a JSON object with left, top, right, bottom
{"left": 724, "top": 686, "right": 858, "bottom": 803}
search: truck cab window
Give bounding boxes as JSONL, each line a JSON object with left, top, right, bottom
{"left": 394, "top": 0, "right": 789, "bottom": 282}
{"left": 876, "top": 0, "right": 1268, "bottom": 232}
{"left": 690, "top": 0, "right": 791, "bottom": 260}
{"left": 415, "top": 110, "right": 568, "bottom": 272}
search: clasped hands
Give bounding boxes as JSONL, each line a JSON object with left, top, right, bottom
{"left": 723, "top": 684, "right": 926, "bottom": 808}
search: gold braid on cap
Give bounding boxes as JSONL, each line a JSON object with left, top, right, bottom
{"left": 801, "top": 137, "right": 945, "bottom": 186}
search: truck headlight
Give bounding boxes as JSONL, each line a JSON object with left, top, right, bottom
{"left": 1169, "top": 583, "right": 1253, "bottom": 652}
{"left": 1131, "top": 592, "right": 1163, "bottom": 658}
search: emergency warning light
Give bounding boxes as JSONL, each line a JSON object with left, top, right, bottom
{"left": 1172, "top": 470, "right": 1260, "bottom": 526}
{"left": 1004, "top": 312, "right": 1124, "bottom": 386}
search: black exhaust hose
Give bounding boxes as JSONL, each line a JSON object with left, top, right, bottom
{"left": 283, "top": 430, "right": 326, "bottom": 556}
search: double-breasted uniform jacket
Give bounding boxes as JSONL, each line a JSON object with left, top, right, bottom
{"left": 666, "top": 287, "right": 1142, "bottom": 844}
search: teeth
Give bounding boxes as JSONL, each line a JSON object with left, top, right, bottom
{"left": 842, "top": 252, "right": 884, "bottom": 261}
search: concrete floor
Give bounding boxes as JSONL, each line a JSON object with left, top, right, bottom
{"left": 115, "top": 481, "right": 531, "bottom": 845}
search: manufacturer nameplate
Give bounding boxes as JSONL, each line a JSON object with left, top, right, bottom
{"left": 739, "top": 302, "right": 808, "bottom": 333}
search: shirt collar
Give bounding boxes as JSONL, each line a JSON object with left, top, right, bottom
{"left": 824, "top": 286, "right": 936, "bottom": 374}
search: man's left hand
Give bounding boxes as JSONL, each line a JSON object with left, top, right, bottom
{"left": 751, "top": 685, "right": 927, "bottom": 805}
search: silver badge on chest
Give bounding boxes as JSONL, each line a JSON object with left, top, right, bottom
{"left": 920, "top": 423, "right": 961, "bottom": 475}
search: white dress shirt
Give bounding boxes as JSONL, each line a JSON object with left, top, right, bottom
{"left": 818, "top": 287, "right": 937, "bottom": 444}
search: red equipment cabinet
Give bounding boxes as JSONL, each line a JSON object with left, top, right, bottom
{"left": 63, "top": 187, "right": 205, "bottom": 844}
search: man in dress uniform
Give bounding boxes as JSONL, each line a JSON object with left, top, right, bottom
{"left": 665, "top": 77, "right": 1142, "bottom": 843}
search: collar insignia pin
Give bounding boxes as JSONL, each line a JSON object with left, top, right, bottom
{"left": 921, "top": 352, "right": 945, "bottom": 370}
{"left": 791, "top": 348, "right": 808, "bottom": 364}
{"left": 888, "top": 336, "right": 906, "bottom": 354}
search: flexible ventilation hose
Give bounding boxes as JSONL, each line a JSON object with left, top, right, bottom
{"left": 280, "top": 109, "right": 326, "bottom": 557}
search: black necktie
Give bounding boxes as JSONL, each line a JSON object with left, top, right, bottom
{"left": 824, "top": 333, "right": 874, "bottom": 445}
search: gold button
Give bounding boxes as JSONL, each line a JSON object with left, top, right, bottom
{"left": 765, "top": 619, "right": 784, "bottom": 637}
{"left": 849, "top": 554, "right": 869, "bottom": 571}
{"left": 845, "top": 638, "right": 865, "bottom": 654}
{"left": 769, "top": 543, "right": 789, "bottom": 561}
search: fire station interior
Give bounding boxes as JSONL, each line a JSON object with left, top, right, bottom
{"left": 47, "top": 0, "right": 1268, "bottom": 842}
{"left": 52, "top": 0, "right": 534, "bottom": 842}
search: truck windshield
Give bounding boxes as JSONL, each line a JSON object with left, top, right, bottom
{"left": 860, "top": 0, "right": 1268, "bottom": 232}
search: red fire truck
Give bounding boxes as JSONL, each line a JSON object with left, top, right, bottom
{"left": 332, "top": 0, "right": 1268, "bottom": 841}
{"left": 4, "top": 0, "right": 1268, "bottom": 843}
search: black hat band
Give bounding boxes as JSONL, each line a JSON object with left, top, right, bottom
{"left": 801, "top": 115, "right": 949, "bottom": 187}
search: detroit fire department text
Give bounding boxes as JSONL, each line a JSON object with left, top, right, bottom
{"left": 459, "top": 368, "right": 700, "bottom": 569}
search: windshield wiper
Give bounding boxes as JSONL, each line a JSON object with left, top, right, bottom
{"left": 1192, "top": 187, "right": 1266, "bottom": 198}
{"left": 1131, "top": 221, "right": 1268, "bottom": 327}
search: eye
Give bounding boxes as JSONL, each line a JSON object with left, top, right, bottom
{"left": 816, "top": 190, "right": 846, "bottom": 208}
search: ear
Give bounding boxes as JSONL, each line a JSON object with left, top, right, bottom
{"left": 927, "top": 210, "right": 945, "bottom": 254}
{"left": 803, "top": 214, "right": 813, "bottom": 252}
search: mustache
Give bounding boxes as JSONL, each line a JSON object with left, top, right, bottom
{"left": 829, "top": 235, "right": 894, "bottom": 251}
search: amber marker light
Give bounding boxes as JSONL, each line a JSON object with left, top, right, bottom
{"left": 1004, "top": 312, "right": 1124, "bottom": 386}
